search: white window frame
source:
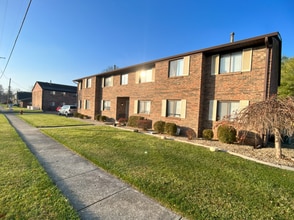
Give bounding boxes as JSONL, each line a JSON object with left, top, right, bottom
{"left": 139, "top": 69, "right": 153, "bottom": 83}
{"left": 138, "top": 100, "right": 151, "bottom": 114}
{"left": 211, "top": 49, "right": 252, "bottom": 75}
{"left": 85, "top": 78, "right": 91, "bottom": 88}
{"left": 104, "top": 76, "right": 113, "bottom": 87}
{"left": 121, "top": 73, "right": 128, "bottom": 85}
{"left": 169, "top": 56, "right": 190, "bottom": 77}
{"left": 220, "top": 52, "right": 242, "bottom": 73}
{"left": 84, "top": 100, "right": 90, "bottom": 109}
{"left": 103, "top": 100, "right": 110, "bottom": 110}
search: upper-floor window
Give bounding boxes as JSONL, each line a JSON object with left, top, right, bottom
{"left": 85, "top": 78, "right": 91, "bottom": 88}
{"left": 220, "top": 52, "right": 242, "bottom": 73}
{"left": 79, "top": 82, "right": 82, "bottom": 90}
{"left": 121, "top": 73, "right": 128, "bottom": 85}
{"left": 138, "top": 100, "right": 151, "bottom": 114}
{"left": 211, "top": 48, "right": 252, "bottom": 75}
{"left": 103, "top": 76, "right": 113, "bottom": 87}
{"left": 62, "top": 92, "right": 66, "bottom": 96}
{"left": 169, "top": 56, "right": 190, "bottom": 77}
{"left": 50, "top": 91, "right": 56, "bottom": 95}
{"left": 139, "top": 69, "right": 153, "bottom": 83}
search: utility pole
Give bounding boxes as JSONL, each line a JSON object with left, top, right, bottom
{"left": 7, "top": 78, "right": 11, "bottom": 106}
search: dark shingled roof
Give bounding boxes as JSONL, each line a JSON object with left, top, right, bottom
{"left": 36, "top": 81, "right": 77, "bottom": 93}
{"left": 17, "top": 91, "right": 32, "bottom": 101}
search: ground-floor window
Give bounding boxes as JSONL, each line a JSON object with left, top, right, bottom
{"left": 138, "top": 100, "right": 151, "bottom": 114}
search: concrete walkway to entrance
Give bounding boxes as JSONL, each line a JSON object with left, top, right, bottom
{"left": 5, "top": 113, "right": 183, "bottom": 220}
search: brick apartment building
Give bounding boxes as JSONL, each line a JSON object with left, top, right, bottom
{"left": 74, "top": 32, "right": 281, "bottom": 137}
{"left": 32, "top": 81, "right": 77, "bottom": 111}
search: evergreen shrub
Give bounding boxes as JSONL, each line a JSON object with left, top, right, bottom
{"left": 154, "top": 121, "right": 166, "bottom": 133}
{"left": 202, "top": 129, "right": 214, "bottom": 140}
{"left": 217, "top": 125, "right": 236, "bottom": 144}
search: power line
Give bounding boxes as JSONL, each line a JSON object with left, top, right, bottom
{"left": 0, "top": 0, "right": 32, "bottom": 80}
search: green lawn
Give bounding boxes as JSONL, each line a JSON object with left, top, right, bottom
{"left": 19, "top": 114, "right": 294, "bottom": 219}
{"left": 0, "top": 114, "right": 79, "bottom": 219}
{"left": 19, "top": 113, "right": 92, "bottom": 127}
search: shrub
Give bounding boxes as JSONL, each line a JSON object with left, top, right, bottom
{"left": 165, "top": 123, "right": 177, "bottom": 136}
{"left": 95, "top": 114, "right": 101, "bottom": 121}
{"left": 202, "top": 129, "right": 214, "bottom": 140}
{"left": 73, "top": 112, "right": 79, "bottom": 118}
{"left": 217, "top": 125, "right": 236, "bottom": 144}
{"left": 78, "top": 114, "right": 84, "bottom": 119}
{"left": 127, "top": 116, "right": 144, "bottom": 127}
{"left": 100, "top": 115, "right": 108, "bottom": 122}
{"left": 186, "top": 128, "right": 196, "bottom": 140}
{"left": 138, "top": 119, "right": 152, "bottom": 130}
{"left": 153, "top": 121, "right": 166, "bottom": 133}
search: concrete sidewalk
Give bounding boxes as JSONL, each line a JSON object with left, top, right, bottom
{"left": 5, "top": 113, "right": 183, "bottom": 220}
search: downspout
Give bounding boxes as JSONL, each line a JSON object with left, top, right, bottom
{"left": 264, "top": 37, "right": 270, "bottom": 100}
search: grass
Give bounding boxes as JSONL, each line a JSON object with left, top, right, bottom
{"left": 19, "top": 113, "right": 92, "bottom": 127}
{"left": 0, "top": 114, "right": 79, "bottom": 219}
{"left": 19, "top": 114, "right": 294, "bottom": 219}
{"left": 0, "top": 104, "right": 42, "bottom": 113}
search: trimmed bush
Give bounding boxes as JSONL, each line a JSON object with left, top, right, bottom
{"left": 217, "top": 125, "right": 236, "bottom": 144}
{"left": 153, "top": 121, "right": 166, "bottom": 133}
{"left": 165, "top": 123, "right": 177, "bottom": 136}
{"left": 100, "top": 115, "right": 108, "bottom": 122}
{"left": 186, "top": 128, "right": 196, "bottom": 140}
{"left": 95, "top": 114, "right": 101, "bottom": 121}
{"left": 138, "top": 119, "right": 152, "bottom": 130}
{"left": 127, "top": 116, "right": 144, "bottom": 127}
{"left": 202, "top": 129, "right": 214, "bottom": 140}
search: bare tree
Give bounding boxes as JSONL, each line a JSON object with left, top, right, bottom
{"left": 234, "top": 96, "right": 294, "bottom": 158}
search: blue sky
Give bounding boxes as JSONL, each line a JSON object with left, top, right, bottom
{"left": 0, "top": 0, "right": 293, "bottom": 92}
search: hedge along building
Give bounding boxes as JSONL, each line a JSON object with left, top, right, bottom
{"left": 74, "top": 32, "right": 281, "bottom": 137}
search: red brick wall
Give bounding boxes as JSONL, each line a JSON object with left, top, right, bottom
{"left": 77, "top": 40, "right": 280, "bottom": 137}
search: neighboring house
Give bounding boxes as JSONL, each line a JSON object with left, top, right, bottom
{"left": 32, "top": 81, "right": 77, "bottom": 111}
{"left": 14, "top": 91, "right": 32, "bottom": 107}
{"left": 74, "top": 32, "right": 281, "bottom": 137}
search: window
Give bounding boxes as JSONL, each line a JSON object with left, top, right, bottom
{"left": 103, "top": 100, "right": 110, "bottom": 110}
{"left": 211, "top": 49, "right": 252, "bottom": 75}
{"left": 139, "top": 69, "right": 153, "bottom": 83}
{"left": 220, "top": 52, "right": 242, "bottom": 73}
{"left": 121, "top": 73, "right": 128, "bottom": 85}
{"left": 78, "top": 100, "right": 82, "bottom": 109}
{"left": 50, "top": 102, "right": 55, "bottom": 106}
{"left": 169, "top": 59, "right": 183, "bottom": 77}
{"left": 85, "top": 78, "right": 91, "bottom": 88}
{"left": 104, "top": 76, "right": 113, "bottom": 87}
{"left": 167, "top": 100, "right": 182, "bottom": 117}
{"left": 62, "top": 92, "right": 66, "bottom": 96}
{"left": 169, "top": 56, "right": 190, "bottom": 77}
{"left": 217, "top": 101, "right": 239, "bottom": 120}
{"left": 79, "top": 82, "right": 82, "bottom": 90}
{"left": 50, "top": 91, "right": 55, "bottom": 95}
{"left": 138, "top": 101, "right": 151, "bottom": 114}
{"left": 84, "top": 100, "right": 90, "bottom": 109}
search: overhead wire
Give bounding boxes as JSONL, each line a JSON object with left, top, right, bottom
{"left": 0, "top": 0, "right": 32, "bottom": 80}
